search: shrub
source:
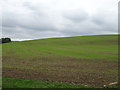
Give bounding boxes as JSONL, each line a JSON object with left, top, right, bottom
{"left": 0, "top": 38, "right": 11, "bottom": 43}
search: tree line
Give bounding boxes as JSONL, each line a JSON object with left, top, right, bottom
{"left": 0, "top": 38, "right": 11, "bottom": 43}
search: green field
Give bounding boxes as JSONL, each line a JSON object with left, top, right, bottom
{"left": 3, "top": 77, "right": 94, "bottom": 88}
{"left": 2, "top": 34, "right": 118, "bottom": 88}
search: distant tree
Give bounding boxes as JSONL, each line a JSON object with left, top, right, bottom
{"left": 0, "top": 38, "right": 11, "bottom": 43}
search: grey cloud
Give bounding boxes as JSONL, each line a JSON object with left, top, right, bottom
{"left": 91, "top": 18, "right": 105, "bottom": 25}
{"left": 2, "top": 26, "right": 65, "bottom": 40}
{"left": 91, "top": 11, "right": 117, "bottom": 26}
{"left": 60, "top": 10, "right": 117, "bottom": 36}
{"left": 2, "top": 12, "right": 19, "bottom": 27}
{"left": 90, "top": 10, "right": 118, "bottom": 33}
{"left": 2, "top": 6, "right": 56, "bottom": 31}
{"left": 23, "top": 2, "right": 35, "bottom": 10}
{"left": 64, "top": 9, "right": 88, "bottom": 23}
{"left": 22, "top": 2, "right": 45, "bottom": 17}
{"left": 2, "top": 0, "right": 118, "bottom": 41}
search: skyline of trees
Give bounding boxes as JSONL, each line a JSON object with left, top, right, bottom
{"left": 0, "top": 38, "right": 11, "bottom": 43}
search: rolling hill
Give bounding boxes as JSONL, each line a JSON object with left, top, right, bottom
{"left": 2, "top": 34, "right": 118, "bottom": 88}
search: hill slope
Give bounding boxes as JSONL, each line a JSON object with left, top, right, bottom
{"left": 2, "top": 34, "right": 118, "bottom": 87}
{"left": 3, "top": 35, "right": 118, "bottom": 60}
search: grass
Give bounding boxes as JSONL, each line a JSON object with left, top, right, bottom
{"left": 2, "top": 35, "right": 118, "bottom": 60}
{"left": 2, "top": 34, "right": 119, "bottom": 88}
{"left": 0, "top": 77, "right": 2, "bottom": 89}
{"left": 2, "top": 77, "right": 94, "bottom": 88}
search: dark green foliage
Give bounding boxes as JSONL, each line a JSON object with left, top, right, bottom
{"left": 0, "top": 38, "right": 11, "bottom": 43}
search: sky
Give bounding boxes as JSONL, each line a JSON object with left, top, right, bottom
{"left": 1, "top": 0, "right": 119, "bottom": 41}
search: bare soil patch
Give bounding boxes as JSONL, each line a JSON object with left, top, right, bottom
{"left": 2, "top": 56, "right": 118, "bottom": 88}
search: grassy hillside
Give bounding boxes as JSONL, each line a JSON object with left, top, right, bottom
{"left": 2, "top": 34, "right": 118, "bottom": 88}
{"left": 3, "top": 35, "right": 118, "bottom": 60}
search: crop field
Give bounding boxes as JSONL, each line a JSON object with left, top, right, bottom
{"left": 2, "top": 35, "right": 118, "bottom": 88}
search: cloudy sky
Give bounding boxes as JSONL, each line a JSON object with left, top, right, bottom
{"left": 1, "top": 0, "right": 119, "bottom": 41}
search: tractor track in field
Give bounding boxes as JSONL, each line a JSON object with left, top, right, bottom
{"left": 3, "top": 68, "right": 118, "bottom": 88}
{"left": 2, "top": 56, "right": 118, "bottom": 88}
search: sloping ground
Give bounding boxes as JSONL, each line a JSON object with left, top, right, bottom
{"left": 2, "top": 35, "right": 118, "bottom": 88}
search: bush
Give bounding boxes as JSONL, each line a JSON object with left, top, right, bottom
{"left": 0, "top": 38, "right": 11, "bottom": 43}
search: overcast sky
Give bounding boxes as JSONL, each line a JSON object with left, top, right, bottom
{"left": 1, "top": 0, "right": 119, "bottom": 41}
